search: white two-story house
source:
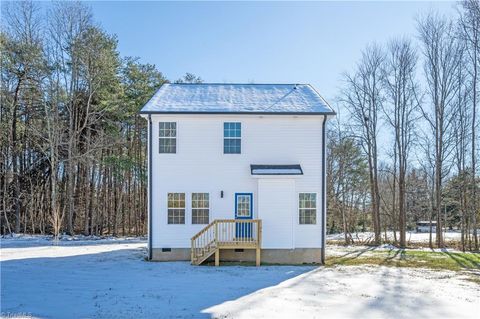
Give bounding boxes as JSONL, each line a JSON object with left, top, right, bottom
{"left": 140, "top": 83, "right": 335, "bottom": 265}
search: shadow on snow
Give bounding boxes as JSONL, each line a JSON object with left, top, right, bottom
{"left": 1, "top": 245, "right": 314, "bottom": 318}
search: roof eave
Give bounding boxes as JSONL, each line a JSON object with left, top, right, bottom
{"left": 138, "top": 110, "right": 337, "bottom": 116}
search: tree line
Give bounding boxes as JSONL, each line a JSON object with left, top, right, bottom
{"left": 327, "top": 0, "right": 479, "bottom": 250}
{"left": 1, "top": 1, "right": 479, "bottom": 251}
{"left": 0, "top": 1, "right": 201, "bottom": 238}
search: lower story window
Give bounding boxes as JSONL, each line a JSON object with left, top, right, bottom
{"left": 168, "top": 193, "right": 185, "bottom": 224}
{"left": 299, "top": 193, "right": 317, "bottom": 224}
{"left": 192, "top": 193, "right": 209, "bottom": 224}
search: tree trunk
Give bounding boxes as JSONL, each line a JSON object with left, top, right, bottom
{"left": 11, "top": 79, "right": 22, "bottom": 233}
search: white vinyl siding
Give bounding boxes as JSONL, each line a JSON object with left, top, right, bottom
{"left": 151, "top": 115, "right": 324, "bottom": 248}
{"left": 258, "top": 179, "right": 295, "bottom": 249}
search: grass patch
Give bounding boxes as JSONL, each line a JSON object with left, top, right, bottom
{"left": 201, "top": 261, "right": 320, "bottom": 267}
{"left": 326, "top": 248, "right": 480, "bottom": 272}
{"left": 326, "top": 239, "right": 478, "bottom": 252}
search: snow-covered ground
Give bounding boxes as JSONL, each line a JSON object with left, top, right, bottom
{"left": 0, "top": 234, "right": 146, "bottom": 249}
{"left": 327, "top": 231, "right": 462, "bottom": 244}
{"left": 1, "top": 236, "right": 479, "bottom": 319}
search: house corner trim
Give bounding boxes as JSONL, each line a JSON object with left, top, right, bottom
{"left": 148, "top": 115, "right": 153, "bottom": 260}
{"left": 321, "top": 115, "right": 327, "bottom": 264}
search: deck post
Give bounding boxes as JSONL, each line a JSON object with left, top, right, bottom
{"left": 256, "top": 220, "right": 262, "bottom": 266}
{"left": 258, "top": 220, "right": 262, "bottom": 247}
{"left": 215, "top": 249, "right": 220, "bottom": 267}
{"left": 191, "top": 239, "right": 194, "bottom": 263}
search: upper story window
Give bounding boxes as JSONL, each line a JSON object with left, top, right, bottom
{"left": 191, "top": 193, "right": 209, "bottom": 224}
{"left": 167, "top": 193, "right": 185, "bottom": 224}
{"left": 299, "top": 193, "right": 317, "bottom": 224}
{"left": 159, "top": 122, "right": 176, "bottom": 153}
{"left": 224, "top": 122, "right": 241, "bottom": 154}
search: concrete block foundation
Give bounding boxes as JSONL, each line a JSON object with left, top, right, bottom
{"left": 151, "top": 248, "right": 323, "bottom": 264}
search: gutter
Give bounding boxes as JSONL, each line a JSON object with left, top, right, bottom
{"left": 148, "top": 115, "right": 153, "bottom": 260}
{"left": 321, "top": 115, "right": 327, "bottom": 264}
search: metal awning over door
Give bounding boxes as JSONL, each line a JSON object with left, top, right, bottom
{"left": 250, "top": 164, "right": 303, "bottom": 176}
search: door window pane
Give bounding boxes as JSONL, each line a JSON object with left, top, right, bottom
{"left": 236, "top": 195, "right": 251, "bottom": 217}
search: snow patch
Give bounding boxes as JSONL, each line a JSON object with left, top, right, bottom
{"left": 1, "top": 238, "right": 478, "bottom": 318}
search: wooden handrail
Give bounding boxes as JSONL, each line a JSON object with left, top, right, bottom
{"left": 212, "top": 219, "right": 261, "bottom": 223}
{"left": 191, "top": 220, "right": 217, "bottom": 241}
{"left": 191, "top": 219, "right": 262, "bottom": 240}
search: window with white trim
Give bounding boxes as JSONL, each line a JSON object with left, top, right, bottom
{"left": 167, "top": 193, "right": 185, "bottom": 224}
{"left": 224, "top": 122, "right": 241, "bottom": 154}
{"left": 299, "top": 193, "right": 317, "bottom": 224}
{"left": 159, "top": 122, "right": 176, "bottom": 153}
{"left": 192, "top": 193, "right": 209, "bottom": 224}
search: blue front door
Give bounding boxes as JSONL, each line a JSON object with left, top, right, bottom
{"left": 235, "top": 193, "right": 253, "bottom": 238}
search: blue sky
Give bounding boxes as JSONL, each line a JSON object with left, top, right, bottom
{"left": 89, "top": 1, "right": 457, "bottom": 104}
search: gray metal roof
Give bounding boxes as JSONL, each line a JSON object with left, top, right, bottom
{"left": 250, "top": 164, "right": 303, "bottom": 175}
{"left": 140, "top": 83, "right": 335, "bottom": 115}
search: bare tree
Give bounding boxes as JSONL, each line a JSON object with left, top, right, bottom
{"left": 343, "top": 44, "right": 385, "bottom": 244}
{"left": 382, "top": 38, "right": 419, "bottom": 247}
{"left": 417, "top": 12, "right": 463, "bottom": 247}
{"left": 327, "top": 118, "right": 369, "bottom": 244}
{"left": 451, "top": 47, "right": 471, "bottom": 250}
{"left": 459, "top": 0, "right": 480, "bottom": 250}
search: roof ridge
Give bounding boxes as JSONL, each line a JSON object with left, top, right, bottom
{"left": 168, "top": 82, "right": 309, "bottom": 86}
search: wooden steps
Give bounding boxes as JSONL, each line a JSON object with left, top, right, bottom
{"left": 191, "top": 240, "right": 217, "bottom": 265}
{"left": 192, "top": 247, "right": 216, "bottom": 265}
